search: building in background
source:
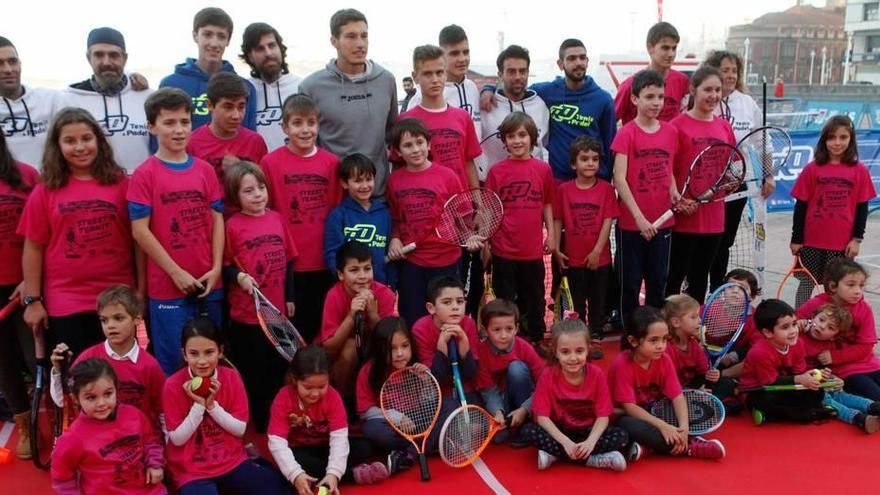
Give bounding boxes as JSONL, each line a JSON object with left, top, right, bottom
{"left": 845, "top": 0, "right": 880, "bottom": 84}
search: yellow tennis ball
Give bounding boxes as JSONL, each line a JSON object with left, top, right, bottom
{"left": 811, "top": 369, "right": 823, "bottom": 381}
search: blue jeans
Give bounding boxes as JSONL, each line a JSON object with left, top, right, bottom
{"left": 824, "top": 390, "right": 875, "bottom": 424}
{"left": 397, "top": 260, "right": 459, "bottom": 328}
{"left": 482, "top": 360, "right": 534, "bottom": 416}
{"left": 362, "top": 418, "right": 412, "bottom": 453}
{"left": 149, "top": 289, "right": 223, "bottom": 375}
{"left": 619, "top": 228, "right": 671, "bottom": 322}
{"left": 179, "top": 459, "right": 288, "bottom": 495}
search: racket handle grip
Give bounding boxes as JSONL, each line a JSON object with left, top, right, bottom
{"left": 418, "top": 452, "right": 430, "bottom": 481}
{"left": 384, "top": 242, "right": 417, "bottom": 262}
{"left": 652, "top": 209, "right": 674, "bottom": 229}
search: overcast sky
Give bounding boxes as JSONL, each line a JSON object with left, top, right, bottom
{"left": 6, "top": 0, "right": 811, "bottom": 89}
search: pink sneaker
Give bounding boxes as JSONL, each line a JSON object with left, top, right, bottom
{"left": 687, "top": 437, "right": 726, "bottom": 460}
{"left": 353, "top": 462, "right": 390, "bottom": 484}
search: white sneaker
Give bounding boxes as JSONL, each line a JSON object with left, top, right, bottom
{"left": 585, "top": 451, "right": 627, "bottom": 472}
{"left": 537, "top": 450, "right": 557, "bottom": 470}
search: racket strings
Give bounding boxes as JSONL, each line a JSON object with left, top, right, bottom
{"left": 441, "top": 407, "right": 491, "bottom": 466}
{"left": 687, "top": 145, "right": 746, "bottom": 202}
{"left": 254, "top": 290, "right": 304, "bottom": 358}
{"left": 777, "top": 254, "right": 823, "bottom": 309}
{"left": 741, "top": 128, "right": 793, "bottom": 178}
{"left": 381, "top": 370, "right": 440, "bottom": 436}
{"left": 437, "top": 189, "right": 504, "bottom": 245}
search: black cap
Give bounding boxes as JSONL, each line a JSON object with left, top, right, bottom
{"left": 87, "top": 27, "right": 125, "bottom": 51}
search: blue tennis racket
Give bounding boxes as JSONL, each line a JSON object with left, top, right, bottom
{"left": 700, "top": 282, "right": 750, "bottom": 369}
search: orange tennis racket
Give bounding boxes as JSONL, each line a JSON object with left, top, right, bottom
{"left": 438, "top": 404, "right": 507, "bottom": 468}
{"left": 776, "top": 255, "right": 822, "bottom": 310}
{"left": 380, "top": 368, "right": 441, "bottom": 481}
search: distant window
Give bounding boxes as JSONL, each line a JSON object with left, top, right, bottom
{"left": 868, "top": 35, "right": 880, "bottom": 53}
{"left": 782, "top": 42, "right": 797, "bottom": 57}
{"left": 866, "top": 2, "right": 880, "bottom": 21}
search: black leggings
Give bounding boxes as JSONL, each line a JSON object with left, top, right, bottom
{"left": 292, "top": 270, "right": 335, "bottom": 343}
{"left": 493, "top": 257, "right": 546, "bottom": 343}
{"left": 227, "top": 319, "right": 288, "bottom": 432}
{"left": 566, "top": 265, "right": 611, "bottom": 337}
{"left": 520, "top": 422, "right": 628, "bottom": 459}
{"left": 0, "top": 285, "right": 36, "bottom": 414}
{"left": 47, "top": 311, "right": 104, "bottom": 358}
{"left": 746, "top": 389, "right": 826, "bottom": 423}
{"left": 616, "top": 416, "right": 676, "bottom": 455}
{"left": 291, "top": 437, "right": 377, "bottom": 483}
{"left": 667, "top": 232, "right": 723, "bottom": 304}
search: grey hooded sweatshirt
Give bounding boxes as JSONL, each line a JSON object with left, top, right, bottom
{"left": 299, "top": 60, "right": 398, "bottom": 195}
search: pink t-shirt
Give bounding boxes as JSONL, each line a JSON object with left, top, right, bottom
{"left": 51, "top": 404, "right": 164, "bottom": 495}
{"left": 355, "top": 361, "right": 380, "bottom": 414}
{"left": 128, "top": 156, "right": 223, "bottom": 300}
{"left": 610, "top": 121, "right": 678, "bottom": 231}
{"left": 162, "top": 366, "right": 248, "bottom": 487}
{"left": 485, "top": 157, "right": 554, "bottom": 260}
{"left": 386, "top": 165, "right": 462, "bottom": 267}
{"left": 75, "top": 344, "right": 165, "bottom": 431}
{"left": 615, "top": 69, "right": 690, "bottom": 124}
{"left": 532, "top": 364, "right": 612, "bottom": 430}
{"left": 664, "top": 338, "right": 709, "bottom": 385}
{"left": 0, "top": 162, "right": 39, "bottom": 285}
{"left": 739, "top": 338, "right": 808, "bottom": 389}
{"left": 553, "top": 179, "right": 618, "bottom": 267}
{"left": 669, "top": 113, "right": 736, "bottom": 234}
{"left": 791, "top": 161, "right": 876, "bottom": 251}
{"left": 260, "top": 146, "right": 341, "bottom": 271}
{"left": 224, "top": 210, "right": 297, "bottom": 325}
{"left": 18, "top": 176, "right": 133, "bottom": 315}
{"left": 475, "top": 336, "right": 546, "bottom": 391}
{"left": 412, "top": 314, "right": 480, "bottom": 396}
{"left": 317, "top": 280, "right": 396, "bottom": 345}
{"left": 608, "top": 351, "right": 682, "bottom": 407}
{"left": 796, "top": 293, "right": 880, "bottom": 378}
{"left": 397, "top": 105, "right": 482, "bottom": 188}
{"left": 268, "top": 383, "right": 347, "bottom": 447}
{"left": 187, "top": 126, "right": 269, "bottom": 184}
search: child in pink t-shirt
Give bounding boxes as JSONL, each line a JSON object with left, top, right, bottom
{"left": 667, "top": 67, "right": 736, "bottom": 305}
{"left": 553, "top": 136, "right": 618, "bottom": 342}
{"left": 790, "top": 115, "right": 876, "bottom": 304}
{"left": 222, "top": 161, "right": 296, "bottom": 432}
{"left": 19, "top": 107, "right": 134, "bottom": 357}
{"left": 485, "top": 112, "right": 554, "bottom": 345}
{"left": 49, "top": 286, "right": 164, "bottom": 432}
{"left": 162, "top": 318, "right": 287, "bottom": 494}
{"left": 611, "top": 69, "right": 680, "bottom": 323}
{"left": 268, "top": 345, "right": 390, "bottom": 493}
{"left": 260, "top": 94, "right": 341, "bottom": 343}
{"left": 51, "top": 359, "right": 164, "bottom": 495}
{"left": 609, "top": 306, "right": 725, "bottom": 460}
{"left": 521, "top": 319, "right": 627, "bottom": 471}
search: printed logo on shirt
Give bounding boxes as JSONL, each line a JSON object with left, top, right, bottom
{"left": 813, "top": 176, "right": 855, "bottom": 221}
{"left": 256, "top": 106, "right": 283, "bottom": 127}
{"left": 339, "top": 92, "right": 374, "bottom": 103}
{"left": 633, "top": 147, "right": 672, "bottom": 194}
{"left": 549, "top": 104, "right": 594, "bottom": 128}
{"left": 570, "top": 201, "right": 600, "bottom": 235}
{"left": 243, "top": 233, "right": 288, "bottom": 287}
{"left": 97, "top": 433, "right": 148, "bottom": 485}
{"left": 193, "top": 93, "right": 210, "bottom": 117}
{"left": 395, "top": 187, "right": 440, "bottom": 243}
{"left": 282, "top": 174, "right": 331, "bottom": 225}
{"left": 160, "top": 189, "right": 210, "bottom": 250}
{"left": 557, "top": 398, "right": 596, "bottom": 419}
{"left": 634, "top": 382, "right": 663, "bottom": 406}
{"left": 428, "top": 128, "right": 466, "bottom": 178}
{"left": 344, "top": 224, "right": 388, "bottom": 248}
{"left": 0, "top": 194, "right": 25, "bottom": 235}
{"left": 193, "top": 420, "right": 236, "bottom": 463}
{"left": 58, "top": 199, "right": 122, "bottom": 259}
{"left": 117, "top": 380, "right": 147, "bottom": 408}
{"left": 497, "top": 181, "right": 543, "bottom": 206}
{"left": 2, "top": 115, "right": 44, "bottom": 136}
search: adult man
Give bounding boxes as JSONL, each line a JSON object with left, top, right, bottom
{"left": 62, "top": 27, "right": 152, "bottom": 173}
{"left": 0, "top": 36, "right": 62, "bottom": 166}
{"left": 400, "top": 76, "right": 415, "bottom": 112}
{"left": 239, "top": 22, "right": 302, "bottom": 150}
{"left": 299, "top": 8, "right": 397, "bottom": 195}
{"left": 481, "top": 45, "right": 549, "bottom": 175}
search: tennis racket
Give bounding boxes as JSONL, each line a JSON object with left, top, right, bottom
{"left": 29, "top": 330, "right": 55, "bottom": 469}
{"left": 738, "top": 378, "right": 843, "bottom": 393}
{"left": 57, "top": 355, "right": 74, "bottom": 438}
{"left": 380, "top": 368, "right": 442, "bottom": 481}
{"left": 0, "top": 299, "right": 18, "bottom": 321}
{"left": 253, "top": 286, "right": 306, "bottom": 362}
{"left": 725, "top": 126, "right": 793, "bottom": 202}
{"left": 439, "top": 404, "right": 507, "bottom": 468}
{"left": 652, "top": 142, "right": 747, "bottom": 228}
{"left": 477, "top": 272, "right": 496, "bottom": 336}
{"left": 700, "top": 282, "right": 750, "bottom": 369}
{"left": 554, "top": 275, "right": 575, "bottom": 322}
{"left": 776, "top": 255, "right": 822, "bottom": 310}
{"left": 353, "top": 310, "right": 366, "bottom": 361}
{"left": 649, "top": 389, "right": 726, "bottom": 435}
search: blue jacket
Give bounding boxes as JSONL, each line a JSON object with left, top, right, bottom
{"left": 531, "top": 76, "right": 616, "bottom": 181}
{"left": 324, "top": 196, "right": 391, "bottom": 284}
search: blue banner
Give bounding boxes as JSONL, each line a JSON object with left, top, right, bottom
{"left": 767, "top": 130, "right": 880, "bottom": 211}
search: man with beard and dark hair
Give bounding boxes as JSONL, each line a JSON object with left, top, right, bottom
{"left": 240, "top": 22, "right": 302, "bottom": 150}
{"left": 62, "top": 27, "right": 153, "bottom": 173}
{"left": 400, "top": 76, "right": 415, "bottom": 112}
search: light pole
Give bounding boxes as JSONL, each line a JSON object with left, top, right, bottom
{"left": 743, "top": 38, "right": 751, "bottom": 80}
{"left": 821, "top": 46, "right": 828, "bottom": 85}
{"left": 843, "top": 31, "right": 853, "bottom": 84}
{"left": 809, "top": 49, "right": 816, "bottom": 85}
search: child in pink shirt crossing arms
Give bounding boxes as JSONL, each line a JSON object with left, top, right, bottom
{"left": 51, "top": 359, "right": 165, "bottom": 495}
{"left": 520, "top": 318, "right": 627, "bottom": 472}
{"left": 609, "top": 306, "right": 725, "bottom": 461}
{"left": 129, "top": 89, "right": 225, "bottom": 375}
{"left": 385, "top": 118, "right": 463, "bottom": 327}
{"left": 260, "top": 94, "right": 341, "bottom": 343}
{"left": 49, "top": 286, "right": 165, "bottom": 431}
{"left": 666, "top": 67, "right": 736, "bottom": 304}
{"left": 795, "top": 259, "right": 880, "bottom": 400}
{"left": 486, "top": 112, "right": 554, "bottom": 345}
{"left": 19, "top": 107, "right": 135, "bottom": 357}
{"left": 222, "top": 161, "right": 296, "bottom": 432}
{"left": 553, "top": 136, "right": 618, "bottom": 344}
{"left": 268, "top": 345, "right": 390, "bottom": 494}
{"left": 611, "top": 70, "right": 679, "bottom": 324}
{"left": 318, "top": 241, "right": 396, "bottom": 399}
{"left": 790, "top": 115, "right": 876, "bottom": 302}
{"left": 187, "top": 73, "right": 268, "bottom": 206}
{"left": 163, "top": 318, "right": 287, "bottom": 494}
{"left": 476, "top": 299, "right": 547, "bottom": 445}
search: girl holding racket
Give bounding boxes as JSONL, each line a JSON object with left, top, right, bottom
{"left": 269, "top": 345, "right": 390, "bottom": 494}
{"left": 520, "top": 319, "right": 628, "bottom": 472}
{"left": 222, "top": 161, "right": 297, "bottom": 432}
{"left": 19, "top": 108, "right": 135, "bottom": 357}
{"left": 0, "top": 131, "right": 39, "bottom": 460}
{"left": 790, "top": 115, "right": 876, "bottom": 290}
{"left": 609, "top": 307, "right": 726, "bottom": 461}
{"left": 163, "top": 318, "right": 288, "bottom": 495}
{"left": 666, "top": 67, "right": 737, "bottom": 304}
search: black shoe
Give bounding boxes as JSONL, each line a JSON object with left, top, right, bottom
{"left": 510, "top": 428, "right": 531, "bottom": 448}
{"left": 387, "top": 449, "right": 413, "bottom": 475}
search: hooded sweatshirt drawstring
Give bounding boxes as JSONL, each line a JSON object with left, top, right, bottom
{"left": 2, "top": 96, "right": 35, "bottom": 136}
